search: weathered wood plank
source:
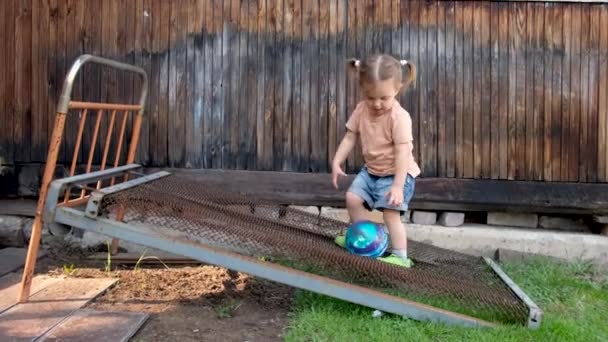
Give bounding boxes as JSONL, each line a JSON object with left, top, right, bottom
{"left": 344, "top": 0, "right": 357, "bottom": 173}
{"left": 31, "top": 0, "right": 50, "bottom": 162}
{"left": 134, "top": 0, "right": 152, "bottom": 165}
{"left": 309, "top": 0, "right": 321, "bottom": 172}
{"left": 472, "top": 2, "right": 483, "bottom": 178}
{"left": 0, "top": 273, "right": 60, "bottom": 314}
{"left": 291, "top": 0, "right": 303, "bottom": 171}
{"left": 407, "top": 0, "right": 421, "bottom": 172}
{"left": 579, "top": 5, "right": 592, "bottom": 182}
{"left": 543, "top": 3, "right": 554, "bottom": 181}
{"left": 551, "top": 4, "right": 564, "bottom": 181}
{"left": 261, "top": 0, "right": 276, "bottom": 170}
{"left": 14, "top": 0, "right": 32, "bottom": 163}
{"left": 38, "top": 309, "right": 148, "bottom": 342}
{"left": 327, "top": 0, "right": 338, "bottom": 173}
{"left": 463, "top": 3, "right": 474, "bottom": 178}
{"left": 533, "top": 3, "right": 545, "bottom": 181}
{"left": 490, "top": 2, "right": 500, "bottom": 179}
{"left": 335, "top": 0, "right": 347, "bottom": 174}
{"left": 317, "top": 0, "right": 329, "bottom": 173}
{"left": 65, "top": 0, "right": 85, "bottom": 165}
{"left": 437, "top": 2, "right": 447, "bottom": 177}
{"left": 480, "top": 1, "right": 491, "bottom": 179}
{"left": 498, "top": 2, "right": 509, "bottom": 180}
{"left": 210, "top": 0, "right": 224, "bottom": 168}
{"left": 445, "top": 1, "right": 456, "bottom": 178}
{"left": 587, "top": 5, "right": 600, "bottom": 183}
{"left": 167, "top": 168, "right": 608, "bottom": 215}
{"left": 423, "top": 2, "right": 438, "bottom": 176}
{"left": 0, "top": 1, "right": 16, "bottom": 164}
{"left": 599, "top": 5, "right": 608, "bottom": 182}
{"left": 524, "top": 3, "right": 535, "bottom": 180}
{"left": 0, "top": 278, "right": 118, "bottom": 341}
{"left": 454, "top": 2, "right": 464, "bottom": 178}
{"left": 561, "top": 4, "right": 572, "bottom": 181}
{"left": 514, "top": 3, "right": 526, "bottom": 180}
{"left": 507, "top": 2, "right": 518, "bottom": 179}
{"left": 185, "top": 0, "right": 201, "bottom": 168}
{"left": 569, "top": 5, "right": 582, "bottom": 182}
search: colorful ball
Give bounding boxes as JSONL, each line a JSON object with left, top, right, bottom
{"left": 345, "top": 220, "right": 389, "bottom": 258}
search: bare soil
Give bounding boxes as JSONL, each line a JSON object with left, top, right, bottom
{"left": 36, "top": 243, "right": 294, "bottom": 342}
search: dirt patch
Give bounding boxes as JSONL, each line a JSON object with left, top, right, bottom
{"left": 38, "top": 246, "right": 294, "bottom": 342}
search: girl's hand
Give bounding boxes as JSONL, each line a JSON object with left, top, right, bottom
{"left": 332, "top": 163, "right": 347, "bottom": 189}
{"left": 386, "top": 185, "right": 404, "bottom": 207}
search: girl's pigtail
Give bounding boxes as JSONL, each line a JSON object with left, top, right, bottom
{"left": 400, "top": 59, "right": 417, "bottom": 88}
{"left": 347, "top": 58, "right": 361, "bottom": 72}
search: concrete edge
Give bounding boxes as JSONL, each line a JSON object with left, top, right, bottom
{"left": 408, "top": 223, "right": 608, "bottom": 268}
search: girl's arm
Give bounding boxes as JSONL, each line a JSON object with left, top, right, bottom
{"left": 331, "top": 131, "right": 357, "bottom": 189}
{"left": 392, "top": 143, "right": 410, "bottom": 188}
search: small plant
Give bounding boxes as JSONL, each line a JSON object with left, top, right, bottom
{"left": 62, "top": 263, "right": 75, "bottom": 276}
{"left": 104, "top": 240, "right": 112, "bottom": 274}
{"left": 214, "top": 300, "right": 242, "bottom": 319}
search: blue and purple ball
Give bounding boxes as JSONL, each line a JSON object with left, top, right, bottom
{"left": 345, "top": 220, "right": 389, "bottom": 258}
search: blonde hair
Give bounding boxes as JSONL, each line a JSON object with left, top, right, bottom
{"left": 347, "top": 54, "right": 416, "bottom": 90}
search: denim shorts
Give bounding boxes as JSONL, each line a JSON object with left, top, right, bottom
{"left": 347, "top": 166, "right": 416, "bottom": 215}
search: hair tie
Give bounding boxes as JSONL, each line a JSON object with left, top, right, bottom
{"left": 400, "top": 59, "right": 408, "bottom": 66}
{"left": 354, "top": 59, "right": 361, "bottom": 68}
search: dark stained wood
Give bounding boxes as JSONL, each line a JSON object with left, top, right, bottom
{"left": 317, "top": 0, "right": 329, "bottom": 173}
{"left": 222, "top": 0, "right": 236, "bottom": 168}
{"left": 0, "top": 1, "right": 15, "bottom": 164}
{"left": 587, "top": 5, "right": 600, "bottom": 183}
{"left": 524, "top": 3, "right": 535, "bottom": 180}
{"left": 291, "top": 0, "right": 302, "bottom": 171}
{"left": 463, "top": 4, "right": 474, "bottom": 178}
{"left": 599, "top": 5, "right": 608, "bottom": 183}
{"left": 533, "top": 3, "right": 545, "bottom": 181}
{"left": 185, "top": 0, "right": 202, "bottom": 168}
{"left": 480, "top": 1, "right": 491, "bottom": 179}
{"left": 210, "top": 0, "right": 223, "bottom": 168}
{"left": 569, "top": 5, "right": 581, "bottom": 182}
{"left": 13, "top": 0, "right": 32, "bottom": 163}
{"left": 245, "top": 0, "right": 257, "bottom": 170}
{"left": 445, "top": 1, "right": 456, "bottom": 178}
{"left": 515, "top": 3, "right": 526, "bottom": 180}
{"left": 472, "top": 2, "right": 482, "bottom": 178}
{"left": 490, "top": 2, "right": 500, "bottom": 179}
{"left": 543, "top": 3, "right": 553, "bottom": 181}
{"left": 437, "top": 2, "right": 447, "bottom": 177}
{"left": 498, "top": 2, "right": 509, "bottom": 180}
{"left": 3, "top": 0, "right": 608, "bottom": 187}
{"left": 166, "top": 168, "right": 608, "bottom": 215}
{"left": 134, "top": 0, "right": 152, "bottom": 165}
{"left": 327, "top": 0, "right": 337, "bottom": 173}
{"left": 454, "top": 2, "right": 464, "bottom": 178}
{"left": 30, "top": 0, "right": 50, "bottom": 162}
{"left": 551, "top": 5, "right": 564, "bottom": 181}
{"left": 423, "top": 2, "right": 438, "bottom": 177}
{"left": 281, "top": 0, "right": 294, "bottom": 171}
{"left": 561, "top": 4, "right": 572, "bottom": 181}
{"left": 408, "top": 0, "right": 421, "bottom": 171}
{"left": 579, "top": 6, "right": 590, "bottom": 182}
{"left": 344, "top": 0, "right": 357, "bottom": 173}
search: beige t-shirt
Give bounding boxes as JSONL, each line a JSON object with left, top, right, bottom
{"left": 346, "top": 101, "right": 421, "bottom": 177}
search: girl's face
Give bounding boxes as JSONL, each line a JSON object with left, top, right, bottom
{"left": 361, "top": 79, "right": 401, "bottom": 116}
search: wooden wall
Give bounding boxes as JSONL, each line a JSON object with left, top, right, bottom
{"left": 1, "top": 0, "right": 607, "bottom": 183}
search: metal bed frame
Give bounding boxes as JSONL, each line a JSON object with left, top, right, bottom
{"left": 17, "top": 55, "right": 542, "bottom": 329}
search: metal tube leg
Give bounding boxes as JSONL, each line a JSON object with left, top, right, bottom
{"left": 18, "top": 113, "right": 67, "bottom": 303}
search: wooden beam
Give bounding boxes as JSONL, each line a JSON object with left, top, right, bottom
{"left": 156, "top": 168, "right": 608, "bottom": 215}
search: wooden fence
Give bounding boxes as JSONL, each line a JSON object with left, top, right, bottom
{"left": 1, "top": 0, "right": 607, "bottom": 183}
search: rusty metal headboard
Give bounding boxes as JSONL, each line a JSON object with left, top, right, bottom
{"left": 18, "top": 54, "right": 148, "bottom": 302}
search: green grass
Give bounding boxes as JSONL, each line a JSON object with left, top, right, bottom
{"left": 284, "top": 257, "right": 608, "bottom": 342}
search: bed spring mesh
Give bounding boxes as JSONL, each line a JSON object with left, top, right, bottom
{"left": 99, "top": 174, "right": 529, "bottom": 325}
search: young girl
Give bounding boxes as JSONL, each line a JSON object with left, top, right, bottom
{"left": 331, "top": 54, "right": 420, "bottom": 268}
